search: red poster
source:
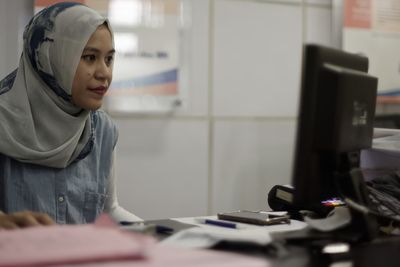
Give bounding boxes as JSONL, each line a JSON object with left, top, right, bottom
{"left": 344, "top": 0, "right": 372, "bottom": 29}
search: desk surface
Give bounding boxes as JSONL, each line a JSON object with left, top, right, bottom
{"left": 140, "top": 216, "right": 400, "bottom": 267}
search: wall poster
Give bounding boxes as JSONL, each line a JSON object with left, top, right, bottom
{"left": 343, "top": 0, "right": 400, "bottom": 94}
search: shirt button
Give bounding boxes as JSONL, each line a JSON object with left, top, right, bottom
{"left": 58, "top": 195, "right": 65, "bottom": 203}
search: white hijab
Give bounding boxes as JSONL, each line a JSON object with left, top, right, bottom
{"left": 0, "top": 3, "right": 110, "bottom": 168}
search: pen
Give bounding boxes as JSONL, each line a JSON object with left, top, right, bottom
{"left": 119, "top": 221, "right": 135, "bottom": 226}
{"left": 198, "top": 219, "right": 237, "bottom": 229}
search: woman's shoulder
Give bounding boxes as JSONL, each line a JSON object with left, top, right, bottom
{"left": 92, "top": 109, "right": 116, "bottom": 129}
{"left": 91, "top": 110, "right": 118, "bottom": 143}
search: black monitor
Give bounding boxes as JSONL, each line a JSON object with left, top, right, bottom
{"left": 292, "top": 44, "right": 378, "bottom": 241}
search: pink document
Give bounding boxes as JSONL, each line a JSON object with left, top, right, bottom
{"left": 140, "top": 245, "right": 270, "bottom": 267}
{"left": 0, "top": 223, "right": 153, "bottom": 266}
{"left": 0, "top": 214, "right": 270, "bottom": 267}
{"left": 44, "top": 245, "right": 270, "bottom": 267}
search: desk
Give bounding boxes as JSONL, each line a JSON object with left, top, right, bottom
{"left": 140, "top": 215, "right": 307, "bottom": 245}
{"left": 2, "top": 215, "right": 399, "bottom": 267}
{"left": 376, "top": 96, "right": 400, "bottom": 115}
{"left": 141, "top": 216, "right": 400, "bottom": 267}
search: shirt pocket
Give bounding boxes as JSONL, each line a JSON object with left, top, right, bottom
{"left": 83, "top": 191, "right": 108, "bottom": 223}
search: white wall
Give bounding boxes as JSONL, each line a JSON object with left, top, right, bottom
{"left": 0, "top": 0, "right": 335, "bottom": 220}
{"left": 0, "top": 0, "right": 33, "bottom": 78}
{"left": 114, "top": 0, "right": 336, "bottom": 220}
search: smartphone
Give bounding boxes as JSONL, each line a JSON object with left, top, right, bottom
{"left": 217, "top": 210, "right": 290, "bottom": 226}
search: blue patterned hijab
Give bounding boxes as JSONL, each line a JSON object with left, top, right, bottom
{"left": 0, "top": 3, "right": 110, "bottom": 168}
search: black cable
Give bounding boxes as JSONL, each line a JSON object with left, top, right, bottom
{"left": 332, "top": 170, "right": 400, "bottom": 226}
{"left": 343, "top": 196, "right": 400, "bottom": 225}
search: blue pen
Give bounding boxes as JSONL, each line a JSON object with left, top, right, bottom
{"left": 201, "top": 219, "right": 237, "bottom": 229}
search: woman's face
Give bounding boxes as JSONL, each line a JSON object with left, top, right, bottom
{"left": 71, "top": 24, "right": 114, "bottom": 110}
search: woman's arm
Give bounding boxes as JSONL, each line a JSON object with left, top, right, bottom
{"left": 0, "top": 210, "right": 54, "bottom": 229}
{"left": 104, "top": 150, "right": 143, "bottom": 223}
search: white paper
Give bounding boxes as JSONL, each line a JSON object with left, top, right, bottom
{"left": 304, "top": 206, "right": 352, "bottom": 232}
{"left": 160, "top": 216, "right": 308, "bottom": 249}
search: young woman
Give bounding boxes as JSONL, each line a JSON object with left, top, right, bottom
{"left": 0, "top": 2, "right": 141, "bottom": 225}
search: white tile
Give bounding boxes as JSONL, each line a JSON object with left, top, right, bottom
{"left": 212, "top": 0, "right": 303, "bottom": 117}
{"left": 175, "top": 0, "right": 210, "bottom": 116}
{"left": 211, "top": 120, "right": 296, "bottom": 213}
{"left": 306, "top": 0, "right": 332, "bottom": 5}
{"left": 0, "top": 0, "right": 32, "bottom": 78}
{"left": 113, "top": 118, "right": 209, "bottom": 220}
{"left": 268, "top": 0, "right": 302, "bottom": 3}
{"left": 305, "top": 6, "right": 333, "bottom": 47}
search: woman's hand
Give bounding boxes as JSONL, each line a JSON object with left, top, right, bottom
{"left": 0, "top": 211, "right": 55, "bottom": 229}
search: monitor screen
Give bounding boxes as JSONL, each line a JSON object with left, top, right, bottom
{"left": 292, "top": 44, "right": 378, "bottom": 213}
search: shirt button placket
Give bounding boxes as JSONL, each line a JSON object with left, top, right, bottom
{"left": 56, "top": 193, "right": 66, "bottom": 224}
{"left": 55, "top": 172, "right": 67, "bottom": 224}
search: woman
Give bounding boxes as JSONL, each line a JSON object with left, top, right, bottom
{"left": 0, "top": 2, "right": 141, "bottom": 225}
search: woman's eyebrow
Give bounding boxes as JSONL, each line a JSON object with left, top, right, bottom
{"left": 83, "top": 47, "right": 115, "bottom": 54}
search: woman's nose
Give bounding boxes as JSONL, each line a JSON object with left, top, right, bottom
{"left": 94, "top": 61, "right": 111, "bottom": 80}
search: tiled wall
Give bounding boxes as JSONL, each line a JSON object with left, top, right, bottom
{"left": 114, "top": 0, "right": 335, "bottom": 220}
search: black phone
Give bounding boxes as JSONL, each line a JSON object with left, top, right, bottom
{"left": 217, "top": 210, "right": 290, "bottom": 226}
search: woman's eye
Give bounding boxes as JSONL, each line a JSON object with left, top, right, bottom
{"left": 82, "top": 55, "right": 96, "bottom": 62}
{"left": 105, "top": 55, "right": 114, "bottom": 65}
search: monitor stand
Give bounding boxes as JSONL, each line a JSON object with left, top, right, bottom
{"left": 283, "top": 167, "right": 379, "bottom": 244}
{"left": 334, "top": 168, "right": 378, "bottom": 242}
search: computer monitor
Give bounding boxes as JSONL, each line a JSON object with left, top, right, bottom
{"left": 292, "top": 44, "right": 378, "bottom": 240}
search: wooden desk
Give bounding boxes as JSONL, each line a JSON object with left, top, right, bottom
{"left": 376, "top": 96, "right": 400, "bottom": 115}
{"left": 377, "top": 96, "right": 400, "bottom": 104}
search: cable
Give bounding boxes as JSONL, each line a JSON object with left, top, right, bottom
{"left": 343, "top": 196, "right": 400, "bottom": 225}
{"left": 332, "top": 170, "right": 400, "bottom": 226}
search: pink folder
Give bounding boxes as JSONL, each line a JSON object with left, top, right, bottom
{"left": 0, "top": 214, "right": 270, "bottom": 267}
{"left": 0, "top": 222, "right": 153, "bottom": 266}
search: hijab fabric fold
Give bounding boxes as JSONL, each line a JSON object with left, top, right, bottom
{"left": 0, "top": 3, "right": 109, "bottom": 168}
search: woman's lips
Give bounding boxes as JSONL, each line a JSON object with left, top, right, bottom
{"left": 89, "top": 86, "right": 107, "bottom": 96}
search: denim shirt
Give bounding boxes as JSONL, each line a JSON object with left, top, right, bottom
{"left": 0, "top": 110, "right": 117, "bottom": 224}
